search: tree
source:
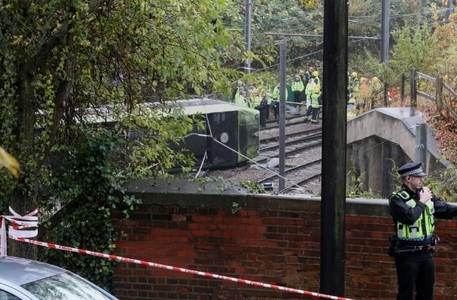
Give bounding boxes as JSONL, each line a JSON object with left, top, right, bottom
{"left": 0, "top": 0, "right": 244, "bottom": 287}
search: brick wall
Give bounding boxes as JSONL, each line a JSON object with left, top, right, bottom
{"left": 111, "top": 180, "right": 457, "bottom": 299}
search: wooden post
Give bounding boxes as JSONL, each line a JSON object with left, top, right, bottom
{"left": 383, "top": 82, "right": 389, "bottom": 106}
{"left": 436, "top": 75, "right": 443, "bottom": 111}
{"left": 410, "top": 68, "right": 417, "bottom": 108}
{"left": 400, "top": 74, "right": 405, "bottom": 106}
{"left": 321, "top": 0, "right": 347, "bottom": 297}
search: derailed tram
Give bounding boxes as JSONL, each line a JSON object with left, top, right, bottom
{"left": 84, "top": 98, "right": 260, "bottom": 170}
{"left": 172, "top": 99, "right": 260, "bottom": 169}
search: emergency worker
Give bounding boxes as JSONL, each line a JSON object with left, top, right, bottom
{"left": 259, "top": 81, "right": 272, "bottom": 119}
{"left": 250, "top": 88, "right": 261, "bottom": 109}
{"left": 254, "top": 93, "right": 269, "bottom": 128}
{"left": 310, "top": 70, "right": 320, "bottom": 87}
{"left": 299, "top": 69, "right": 306, "bottom": 84}
{"left": 303, "top": 65, "right": 314, "bottom": 86}
{"left": 291, "top": 74, "right": 305, "bottom": 107}
{"left": 304, "top": 86, "right": 322, "bottom": 124}
{"left": 232, "top": 80, "right": 244, "bottom": 100}
{"left": 348, "top": 72, "right": 359, "bottom": 97}
{"left": 305, "top": 75, "right": 317, "bottom": 108}
{"left": 271, "top": 83, "right": 287, "bottom": 120}
{"left": 346, "top": 98, "right": 357, "bottom": 121}
{"left": 234, "top": 89, "right": 248, "bottom": 107}
{"left": 389, "top": 162, "right": 457, "bottom": 300}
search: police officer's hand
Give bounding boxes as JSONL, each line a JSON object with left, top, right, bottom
{"left": 419, "top": 187, "right": 433, "bottom": 204}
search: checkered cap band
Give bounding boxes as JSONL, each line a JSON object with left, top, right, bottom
{"left": 400, "top": 167, "right": 424, "bottom": 177}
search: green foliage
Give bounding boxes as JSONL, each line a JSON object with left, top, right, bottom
{"left": 228, "top": 0, "right": 324, "bottom": 73}
{"left": 369, "top": 23, "right": 437, "bottom": 82}
{"left": 193, "top": 176, "right": 266, "bottom": 194}
{"left": 346, "top": 161, "right": 381, "bottom": 198}
{"left": 0, "top": 0, "right": 245, "bottom": 271}
{"left": 39, "top": 129, "right": 141, "bottom": 291}
{"left": 421, "top": 165, "right": 457, "bottom": 203}
{"left": 231, "top": 202, "right": 243, "bottom": 214}
{"left": 239, "top": 180, "right": 266, "bottom": 194}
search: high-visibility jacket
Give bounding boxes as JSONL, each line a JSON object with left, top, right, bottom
{"left": 310, "top": 92, "right": 322, "bottom": 108}
{"left": 303, "top": 71, "right": 311, "bottom": 85}
{"left": 272, "top": 86, "right": 288, "bottom": 100}
{"left": 250, "top": 95, "right": 262, "bottom": 109}
{"left": 234, "top": 94, "right": 248, "bottom": 107}
{"left": 312, "top": 76, "right": 320, "bottom": 87}
{"left": 349, "top": 77, "right": 360, "bottom": 92}
{"left": 305, "top": 81, "right": 317, "bottom": 100}
{"left": 390, "top": 189, "right": 435, "bottom": 240}
{"left": 291, "top": 80, "right": 305, "bottom": 92}
{"left": 347, "top": 106, "right": 357, "bottom": 121}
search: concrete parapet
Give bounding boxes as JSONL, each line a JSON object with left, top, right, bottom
{"left": 347, "top": 107, "right": 447, "bottom": 197}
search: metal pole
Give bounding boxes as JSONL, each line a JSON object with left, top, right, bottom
{"left": 321, "top": 0, "right": 347, "bottom": 297}
{"left": 279, "top": 41, "right": 286, "bottom": 192}
{"left": 243, "top": 0, "right": 252, "bottom": 97}
{"left": 381, "top": 0, "right": 390, "bottom": 63}
{"left": 244, "top": 0, "right": 252, "bottom": 75}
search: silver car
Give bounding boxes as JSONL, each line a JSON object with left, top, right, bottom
{"left": 0, "top": 256, "right": 118, "bottom": 300}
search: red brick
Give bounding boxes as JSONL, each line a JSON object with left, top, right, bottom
{"left": 112, "top": 202, "right": 457, "bottom": 299}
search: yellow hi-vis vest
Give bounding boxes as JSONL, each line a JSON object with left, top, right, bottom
{"left": 291, "top": 80, "right": 304, "bottom": 92}
{"left": 393, "top": 190, "right": 435, "bottom": 240}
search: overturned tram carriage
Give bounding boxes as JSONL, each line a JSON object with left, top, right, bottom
{"left": 173, "top": 98, "right": 260, "bottom": 169}
{"left": 84, "top": 98, "right": 260, "bottom": 170}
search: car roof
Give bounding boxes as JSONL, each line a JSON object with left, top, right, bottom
{"left": 0, "top": 256, "right": 65, "bottom": 286}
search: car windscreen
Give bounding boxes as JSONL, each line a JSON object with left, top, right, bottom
{"left": 22, "top": 272, "right": 112, "bottom": 300}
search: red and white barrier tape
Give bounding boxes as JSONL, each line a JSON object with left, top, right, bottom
{"left": 0, "top": 207, "right": 38, "bottom": 256}
{"left": 13, "top": 237, "right": 352, "bottom": 300}
{"left": 2, "top": 208, "right": 353, "bottom": 300}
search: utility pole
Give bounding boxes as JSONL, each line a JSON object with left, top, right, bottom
{"left": 244, "top": 0, "right": 252, "bottom": 74}
{"left": 279, "top": 40, "right": 287, "bottom": 191}
{"left": 381, "top": 0, "right": 390, "bottom": 63}
{"left": 321, "top": 0, "right": 348, "bottom": 297}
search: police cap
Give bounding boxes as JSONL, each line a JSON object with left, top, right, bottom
{"left": 397, "top": 162, "right": 426, "bottom": 177}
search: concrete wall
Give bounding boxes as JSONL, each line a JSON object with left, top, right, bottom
{"left": 347, "top": 107, "right": 448, "bottom": 198}
{"left": 111, "top": 180, "right": 457, "bottom": 300}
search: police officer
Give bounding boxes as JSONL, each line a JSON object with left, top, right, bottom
{"left": 389, "top": 162, "right": 457, "bottom": 300}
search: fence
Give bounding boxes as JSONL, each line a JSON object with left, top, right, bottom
{"left": 379, "top": 68, "right": 457, "bottom": 120}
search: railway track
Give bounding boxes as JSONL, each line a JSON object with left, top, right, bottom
{"left": 258, "top": 159, "right": 322, "bottom": 193}
{"left": 264, "top": 114, "right": 305, "bottom": 129}
{"left": 256, "top": 128, "right": 322, "bottom": 164}
{"left": 256, "top": 120, "right": 322, "bottom": 194}
{"left": 204, "top": 113, "right": 322, "bottom": 195}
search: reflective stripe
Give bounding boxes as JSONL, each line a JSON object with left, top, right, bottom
{"left": 393, "top": 190, "right": 435, "bottom": 240}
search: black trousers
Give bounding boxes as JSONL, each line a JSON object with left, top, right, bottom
{"left": 293, "top": 91, "right": 303, "bottom": 103}
{"left": 395, "top": 252, "right": 434, "bottom": 300}
{"left": 310, "top": 107, "right": 320, "bottom": 122}
{"left": 258, "top": 107, "right": 268, "bottom": 127}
